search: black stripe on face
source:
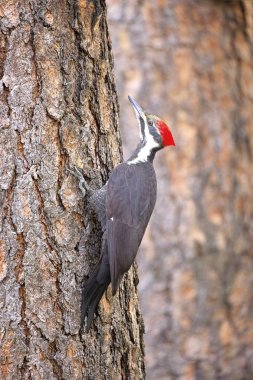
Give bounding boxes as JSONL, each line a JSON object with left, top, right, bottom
{"left": 140, "top": 118, "right": 145, "bottom": 139}
{"left": 149, "top": 125, "right": 163, "bottom": 145}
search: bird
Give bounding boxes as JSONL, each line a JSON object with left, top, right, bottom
{"left": 70, "top": 96, "right": 175, "bottom": 331}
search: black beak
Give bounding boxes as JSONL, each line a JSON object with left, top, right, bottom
{"left": 128, "top": 96, "right": 145, "bottom": 118}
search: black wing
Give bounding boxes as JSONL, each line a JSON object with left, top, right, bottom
{"left": 106, "top": 162, "right": 157, "bottom": 294}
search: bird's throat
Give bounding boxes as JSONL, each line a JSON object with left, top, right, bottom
{"left": 127, "top": 140, "right": 159, "bottom": 165}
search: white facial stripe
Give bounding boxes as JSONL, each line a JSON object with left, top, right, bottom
{"left": 134, "top": 110, "right": 145, "bottom": 140}
{"left": 128, "top": 118, "right": 159, "bottom": 165}
{"left": 144, "top": 116, "right": 159, "bottom": 151}
{"left": 137, "top": 117, "right": 144, "bottom": 140}
{"left": 127, "top": 141, "right": 158, "bottom": 164}
{"left": 143, "top": 116, "right": 150, "bottom": 139}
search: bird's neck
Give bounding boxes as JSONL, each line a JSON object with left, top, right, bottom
{"left": 127, "top": 139, "right": 160, "bottom": 165}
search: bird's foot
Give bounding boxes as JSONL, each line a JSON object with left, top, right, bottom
{"left": 68, "top": 166, "right": 92, "bottom": 197}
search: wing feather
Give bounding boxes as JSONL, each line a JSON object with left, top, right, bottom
{"left": 106, "top": 162, "right": 157, "bottom": 293}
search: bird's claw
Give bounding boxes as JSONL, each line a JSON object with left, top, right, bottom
{"left": 68, "top": 166, "right": 91, "bottom": 197}
{"left": 67, "top": 166, "right": 83, "bottom": 180}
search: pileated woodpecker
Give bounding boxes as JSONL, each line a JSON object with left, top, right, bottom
{"left": 71, "top": 96, "right": 175, "bottom": 330}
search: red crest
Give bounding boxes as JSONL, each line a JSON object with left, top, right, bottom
{"left": 157, "top": 120, "right": 175, "bottom": 147}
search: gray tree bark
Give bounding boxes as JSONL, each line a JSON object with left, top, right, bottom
{"left": 0, "top": 1, "right": 145, "bottom": 379}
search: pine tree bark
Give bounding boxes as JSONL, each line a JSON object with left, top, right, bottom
{"left": 108, "top": 0, "right": 253, "bottom": 379}
{"left": 0, "top": 1, "right": 145, "bottom": 379}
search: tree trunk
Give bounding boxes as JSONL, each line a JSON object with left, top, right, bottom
{"left": 108, "top": 0, "right": 253, "bottom": 379}
{"left": 0, "top": 1, "right": 145, "bottom": 379}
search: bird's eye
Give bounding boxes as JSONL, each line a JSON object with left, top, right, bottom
{"left": 148, "top": 120, "right": 153, "bottom": 126}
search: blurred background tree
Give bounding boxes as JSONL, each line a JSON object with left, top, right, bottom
{"left": 107, "top": 0, "right": 253, "bottom": 379}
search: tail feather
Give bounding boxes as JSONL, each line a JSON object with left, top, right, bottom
{"left": 81, "top": 250, "right": 110, "bottom": 331}
{"left": 85, "top": 283, "right": 108, "bottom": 331}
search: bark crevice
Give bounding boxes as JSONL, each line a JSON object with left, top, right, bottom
{"left": 0, "top": 1, "right": 145, "bottom": 379}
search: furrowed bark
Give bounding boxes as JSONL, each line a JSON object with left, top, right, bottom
{"left": 0, "top": 1, "right": 145, "bottom": 379}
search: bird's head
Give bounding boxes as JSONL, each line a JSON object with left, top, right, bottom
{"left": 128, "top": 96, "right": 175, "bottom": 148}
